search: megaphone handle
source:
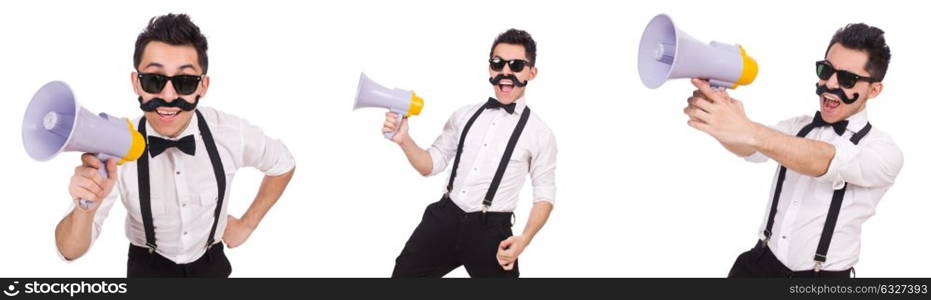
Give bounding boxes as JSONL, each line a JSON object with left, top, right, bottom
{"left": 384, "top": 109, "right": 405, "bottom": 139}
{"left": 78, "top": 153, "right": 114, "bottom": 210}
{"left": 708, "top": 79, "right": 731, "bottom": 90}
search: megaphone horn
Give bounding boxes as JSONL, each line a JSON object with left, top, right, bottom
{"left": 638, "top": 14, "right": 758, "bottom": 89}
{"left": 353, "top": 73, "right": 424, "bottom": 139}
{"left": 22, "top": 81, "right": 146, "bottom": 209}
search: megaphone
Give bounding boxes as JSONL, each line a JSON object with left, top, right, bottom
{"left": 638, "top": 14, "right": 758, "bottom": 89}
{"left": 353, "top": 73, "right": 424, "bottom": 139}
{"left": 22, "top": 81, "right": 146, "bottom": 209}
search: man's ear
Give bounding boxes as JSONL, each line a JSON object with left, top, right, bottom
{"left": 528, "top": 66, "right": 538, "bottom": 81}
{"left": 868, "top": 81, "right": 883, "bottom": 99}
{"left": 199, "top": 75, "right": 210, "bottom": 98}
{"left": 131, "top": 71, "right": 143, "bottom": 96}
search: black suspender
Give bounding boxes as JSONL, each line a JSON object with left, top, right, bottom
{"left": 763, "top": 123, "right": 820, "bottom": 241}
{"left": 762, "top": 119, "right": 872, "bottom": 271}
{"left": 445, "top": 100, "right": 532, "bottom": 213}
{"left": 136, "top": 109, "right": 227, "bottom": 253}
{"left": 136, "top": 118, "right": 156, "bottom": 253}
{"left": 484, "top": 106, "right": 531, "bottom": 209}
{"left": 446, "top": 105, "right": 488, "bottom": 194}
{"left": 813, "top": 122, "right": 870, "bottom": 271}
{"left": 197, "top": 110, "right": 227, "bottom": 248}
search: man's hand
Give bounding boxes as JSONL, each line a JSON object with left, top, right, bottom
{"left": 68, "top": 153, "right": 118, "bottom": 211}
{"left": 496, "top": 235, "right": 529, "bottom": 271}
{"left": 684, "top": 78, "right": 837, "bottom": 176}
{"left": 684, "top": 78, "right": 762, "bottom": 147}
{"left": 56, "top": 153, "right": 117, "bottom": 260}
{"left": 385, "top": 111, "right": 433, "bottom": 176}
{"left": 222, "top": 215, "right": 255, "bottom": 248}
{"left": 383, "top": 112, "right": 410, "bottom": 145}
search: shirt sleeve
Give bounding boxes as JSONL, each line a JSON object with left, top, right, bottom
{"left": 239, "top": 118, "right": 296, "bottom": 176}
{"left": 815, "top": 132, "right": 904, "bottom": 189}
{"left": 426, "top": 107, "right": 466, "bottom": 177}
{"left": 529, "top": 125, "right": 557, "bottom": 205}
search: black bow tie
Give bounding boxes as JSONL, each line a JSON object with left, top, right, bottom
{"left": 148, "top": 134, "right": 196, "bottom": 157}
{"left": 485, "top": 97, "right": 516, "bottom": 114}
{"left": 812, "top": 111, "right": 849, "bottom": 136}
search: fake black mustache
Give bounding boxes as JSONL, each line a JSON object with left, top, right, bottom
{"left": 138, "top": 96, "right": 200, "bottom": 112}
{"left": 489, "top": 74, "right": 528, "bottom": 88}
{"left": 815, "top": 84, "right": 859, "bottom": 105}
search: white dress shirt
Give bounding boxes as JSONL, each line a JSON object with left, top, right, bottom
{"left": 68, "top": 106, "right": 295, "bottom": 264}
{"left": 743, "top": 110, "right": 903, "bottom": 271}
{"left": 427, "top": 97, "right": 557, "bottom": 213}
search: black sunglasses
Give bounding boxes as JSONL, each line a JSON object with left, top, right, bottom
{"left": 489, "top": 56, "right": 531, "bottom": 73}
{"left": 137, "top": 73, "right": 203, "bottom": 95}
{"left": 815, "top": 60, "right": 877, "bottom": 89}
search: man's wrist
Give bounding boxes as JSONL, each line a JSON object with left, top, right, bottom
{"left": 69, "top": 206, "right": 97, "bottom": 229}
{"left": 744, "top": 122, "right": 766, "bottom": 150}
{"left": 517, "top": 234, "right": 532, "bottom": 248}
{"left": 398, "top": 136, "right": 415, "bottom": 149}
{"left": 72, "top": 203, "right": 96, "bottom": 218}
{"left": 241, "top": 214, "right": 259, "bottom": 230}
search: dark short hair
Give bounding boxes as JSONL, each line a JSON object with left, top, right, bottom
{"left": 489, "top": 29, "right": 537, "bottom": 67}
{"left": 825, "top": 23, "right": 890, "bottom": 81}
{"left": 133, "top": 13, "right": 209, "bottom": 74}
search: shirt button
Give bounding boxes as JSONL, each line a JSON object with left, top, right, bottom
{"left": 781, "top": 235, "right": 786, "bottom": 239}
{"left": 182, "top": 203, "right": 187, "bottom": 208}
{"left": 483, "top": 143, "right": 487, "bottom": 147}
{"left": 176, "top": 171, "right": 180, "bottom": 175}
{"left": 461, "top": 190, "right": 466, "bottom": 194}
{"left": 183, "top": 231, "right": 188, "bottom": 235}
{"left": 473, "top": 167, "right": 478, "bottom": 171}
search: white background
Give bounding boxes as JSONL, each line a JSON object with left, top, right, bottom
{"left": 0, "top": 0, "right": 927, "bottom": 277}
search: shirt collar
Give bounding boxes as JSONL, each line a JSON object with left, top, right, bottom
{"left": 844, "top": 109, "right": 869, "bottom": 133}
{"left": 515, "top": 96, "right": 527, "bottom": 114}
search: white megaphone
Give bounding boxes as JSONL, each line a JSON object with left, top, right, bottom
{"left": 22, "top": 81, "right": 146, "bottom": 209}
{"left": 353, "top": 73, "right": 424, "bottom": 139}
{"left": 638, "top": 14, "right": 758, "bottom": 89}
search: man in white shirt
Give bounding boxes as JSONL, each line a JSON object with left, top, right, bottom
{"left": 382, "top": 29, "right": 557, "bottom": 277}
{"left": 55, "top": 14, "right": 296, "bottom": 277}
{"left": 684, "top": 23, "right": 903, "bottom": 277}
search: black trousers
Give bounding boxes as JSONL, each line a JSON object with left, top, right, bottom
{"left": 392, "top": 196, "right": 518, "bottom": 278}
{"left": 127, "top": 243, "right": 232, "bottom": 278}
{"left": 728, "top": 240, "right": 851, "bottom": 278}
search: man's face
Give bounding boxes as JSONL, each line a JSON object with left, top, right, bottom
{"left": 489, "top": 43, "right": 536, "bottom": 104}
{"left": 132, "top": 41, "right": 209, "bottom": 137}
{"left": 818, "top": 43, "right": 882, "bottom": 123}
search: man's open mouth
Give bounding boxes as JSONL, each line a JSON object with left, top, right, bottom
{"left": 155, "top": 108, "right": 181, "bottom": 121}
{"left": 822, "top": 94, "right": 841, "bottom": 109}
{"left": 498, "top": 79, "right": 515, "bottom": 93}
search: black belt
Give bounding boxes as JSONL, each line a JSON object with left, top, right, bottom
{"left": 438, "top": 195, "right": 514, "bottom": 226}
{"left": 750, "top": 240, "right": 852, "bottom": 278}
{"left": 128, "top": 242, "right": 224, "bottom": 264}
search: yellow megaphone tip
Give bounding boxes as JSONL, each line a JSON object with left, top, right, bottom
{"left": 408, "top": 92, "right": 424, "bottom": 116}
{"left": 733, "top": 45, "right": 758, "bottom": 88}
{"left": 119, "top": 119, "right": 147, "bottom": 164}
